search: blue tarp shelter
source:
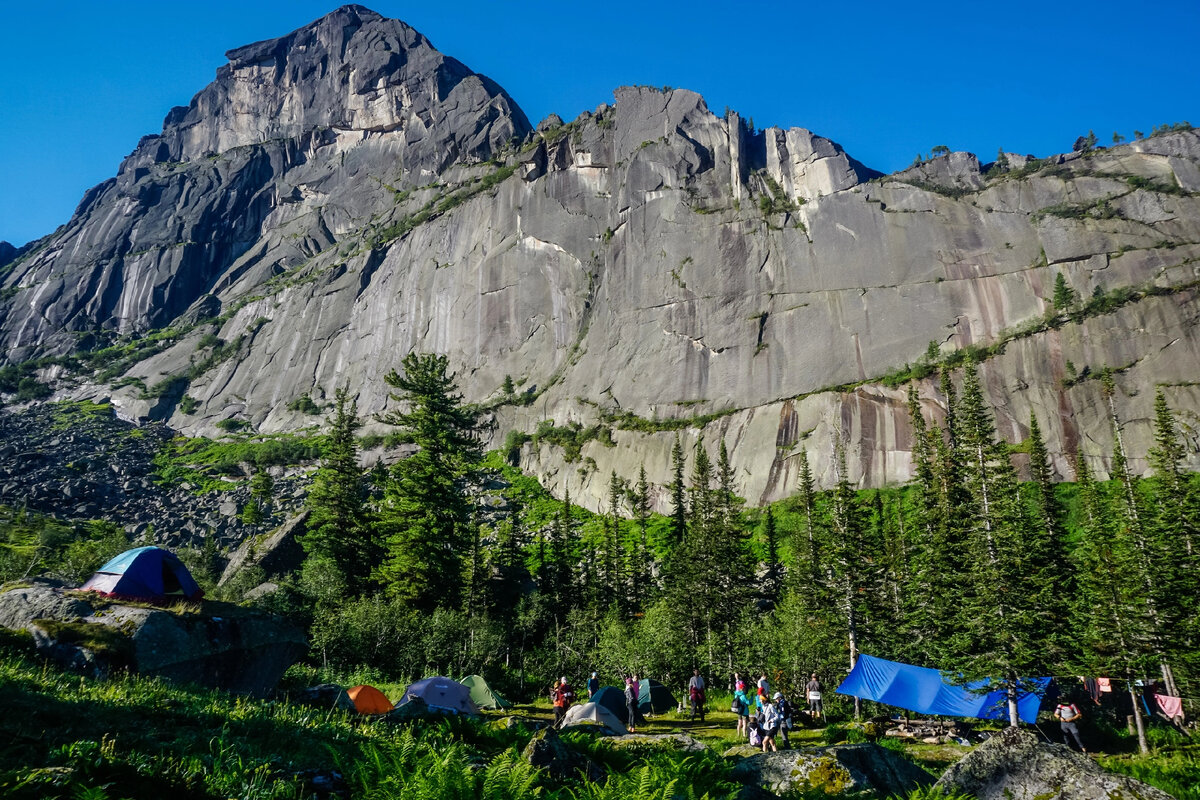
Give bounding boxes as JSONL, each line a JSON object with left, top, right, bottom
{"left": 80, "top": 546, "right": 203, "bottom": 602}
{"left": 836, "top": 653, "right": 1049, "bottom": 724}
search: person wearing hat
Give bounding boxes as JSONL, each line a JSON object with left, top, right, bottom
{"left": 774, "top": 691, "right": 794, "bottom": 748}
{"left": 552, "top": 676, "right": 574, "bottom": 725}
{"left": 760, "top": 691, "right": 782, "bottom": 752}
{"left": 587, "top": 671, "right": 600, "bottom": 699}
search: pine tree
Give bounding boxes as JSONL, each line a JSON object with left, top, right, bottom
{"left": 760, "top": 505, "right": 783, "bottom": 610}
{"left": 604, "top": 470, "right": 627, "bottom": 607}
{"left": 903, "top": 383, "right": 962, "bottom": 664}
{"left": 828, "top": 434, "right": 868, "bottom": 718}
{"left": 1052, "top": 272, "right": 1076, "bottom": 314}
{"left": 791, "top": 448, "right": 821, "bottom": 598}
{"left": 543, "top": 486, "right": 577, "bottom": 619}
{"left": 953, "top": 363, "right": 1061, "bottom": 725}
{"left": 1072, "top": 451, "right": 1154, "bottom": 753}
{"left": 303, "top": 388, "right": 372, "bottom": 588}
{"left": 667, "top": 435, "right": 688, "bottom": 552}
{"left": 1145, "top": 390, "right": 1198, "bottom": 688}
{"left": 376, "top": 354, "right": 482, "bottom": 609}
{"left": 629, "top": 465, "right": 653, "bottom": 608}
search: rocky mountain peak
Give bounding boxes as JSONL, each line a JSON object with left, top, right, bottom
{"left": 119, "top": 5, "right": 530, "bottom": 177}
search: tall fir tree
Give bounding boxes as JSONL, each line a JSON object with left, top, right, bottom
{"left": 760, "top": 505, "right": 783, "bottom": 611}
{"left": 791, "top": 448, "right": 822, "bottom": 599}
{"left": 376, "top": 354, "right": 482, "bottom": 609}
{"left": 629, "top": 465, "right": 653, "bottom": 608}
{"left": 828, "top": 434, "right": 869, "bottom": 718}
{"left": 953, "top": 362, "right": 1060, "bottom": 726}
{"left": 303, "top": 387, "right": 372, "bottom": 589}
{"left": 1071, "top": 451, "right": 1154, "bottom": 753}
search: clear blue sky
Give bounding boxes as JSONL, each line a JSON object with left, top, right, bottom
{"left": 2, "top": 1, "right": 1197, "bottom": 246}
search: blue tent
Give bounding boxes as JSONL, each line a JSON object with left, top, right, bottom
{"left": 836, "top": 654, "right": 1049, "bottom": 724}
{"left": 80, "top": 546, "right": 203, "bottom": 602}
{"left": 396, "top": 676, "right": 479, "bottom": 715}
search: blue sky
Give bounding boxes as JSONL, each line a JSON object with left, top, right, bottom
{"left": 1, "top": 0, "right": 1197, "bottom": 246}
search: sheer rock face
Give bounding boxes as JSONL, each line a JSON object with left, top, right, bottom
{"left": 3, "top": 6, "right": 1200, "bottom": 510}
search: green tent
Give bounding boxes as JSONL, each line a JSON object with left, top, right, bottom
{"left": 461, "top": 674, "right": 511, "bottom": 710}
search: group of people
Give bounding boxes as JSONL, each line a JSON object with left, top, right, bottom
{"left": 732, "top": 672, "right": 824, "bottom": 751}
{"left": 553, "top": 671, "right": 648, "bottom": 732}
{"left": 554, "top": 668, "right": 826, "bottom": 751}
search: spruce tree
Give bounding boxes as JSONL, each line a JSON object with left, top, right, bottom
{"left": 376, "top": 354, "right": 482, "bottom": 609}
{"left": 629, "top": 465, "right": 653, "bottom": 608}
{"left": 828, "top": 434, "right": 868, "bottom": 718}
{"left": 760, "top": 505, "right": 783, "bottom": 610}
{"left": 792, "top": 448, "right": 822, "bottom": 597}
{"left": 1071, "top": 451, "right": 1154, "bottom": 753}
{"left": 303, "top": 388, "right": 372, "bottom": 588}
{"left": 903, "top": 383, "right": 962, "bottom": 664}
{"left": 953, "top": 363, "right": 1060, "bottom": 725}
{"left": 667, "top": 435, "right": 688, "bottom": 555}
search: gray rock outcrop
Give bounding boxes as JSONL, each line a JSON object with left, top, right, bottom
{"left": 730, "top": 743, "right": 934, "bottom": 796}
{"left": 0, "top": 579, "right": 307, "bottom": 696}
{"left": 2, "top": 6, "right": 1199, "bottom": 510}
{"left": 521, "top": 726, "right": 605, "bottom": 782}
{"left": 934, "top": 727, "right": 1174, "bottom": 800}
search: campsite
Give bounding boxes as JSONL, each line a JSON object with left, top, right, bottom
{"left": 2, "top": 3, "right": 1200, "bottom": 798}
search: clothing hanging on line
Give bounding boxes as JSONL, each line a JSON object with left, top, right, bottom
{"left": 1156, "top": 694, "right": 1184, "bottom": 720}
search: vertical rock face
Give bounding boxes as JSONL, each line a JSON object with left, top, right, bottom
{"left": 2, "top": 6, "right": 1200, "bottom": 510}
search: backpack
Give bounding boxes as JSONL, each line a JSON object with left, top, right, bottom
{"left": 749, "top": 726, "right": 762, "bottom": 746}
{"left": 731, "top": 696, "right": 744, "bottom": 714}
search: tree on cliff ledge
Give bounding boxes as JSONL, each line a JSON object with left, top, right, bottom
{"left": 375, "top": 354, "right": 482, "bottom": 610}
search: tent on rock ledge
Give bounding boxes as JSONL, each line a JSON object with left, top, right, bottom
{"left": 80, "top": 546, "right": 203, "bottom": 603}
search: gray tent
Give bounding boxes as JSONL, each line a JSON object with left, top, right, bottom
{"left": 560, "top": 701, "right": 628, "bottom": 734}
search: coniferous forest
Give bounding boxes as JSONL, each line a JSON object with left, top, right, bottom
{"left": 240, "top": 353, "right": 1198, "bottom": 756}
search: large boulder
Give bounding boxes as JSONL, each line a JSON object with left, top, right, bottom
{"left": 218, "top": 510, "right": 308, "bottom": 586}
{"left": 731, "top": 743, "right": 933, "bottom": 796}
{"left": 0, "top": 579, "right": 306, "bottom": 696}
{"left": 522, "top": 727, "right": 605, "bottom": 782}
{"left": 935, "top": 727, "right": 1175, "bottom": 799}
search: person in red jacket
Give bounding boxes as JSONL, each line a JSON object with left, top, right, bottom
{"left": 552, "top": 676, "right": 575, "bottom": 725}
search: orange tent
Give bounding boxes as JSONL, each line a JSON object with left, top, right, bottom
{"left": 347, "top": 684, "right": 393, "bottom": 714}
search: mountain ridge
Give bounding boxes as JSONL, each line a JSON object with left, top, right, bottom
{"left": 2, "top": 6, "right": 1199, "bottom": 511}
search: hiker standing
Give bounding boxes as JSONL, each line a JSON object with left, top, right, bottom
{"left": 688, "top": 668, "right": 707, "bottom": 722}
{"left": 733, "top": 682, "right": 751, "bottom": 738}
{"left": 552, "top": 676, "right": 574, "bottom": 725}
{"left": 587, "top": 671, "right": 600, "bottom": 699}
{"left": 760, "top": 694, "right": 782, "bottom": 752}
{"left": 624, "top": 676, "right": 640, "bottom": 732}
{"left": 806, "top": 673, "right": 823, "bottom": 719}
{"left": 775, "top": 691, "right": 793, "bottom": 748}
{"left": 1055, "top": 701, "right": 1086, "bottom": 752}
